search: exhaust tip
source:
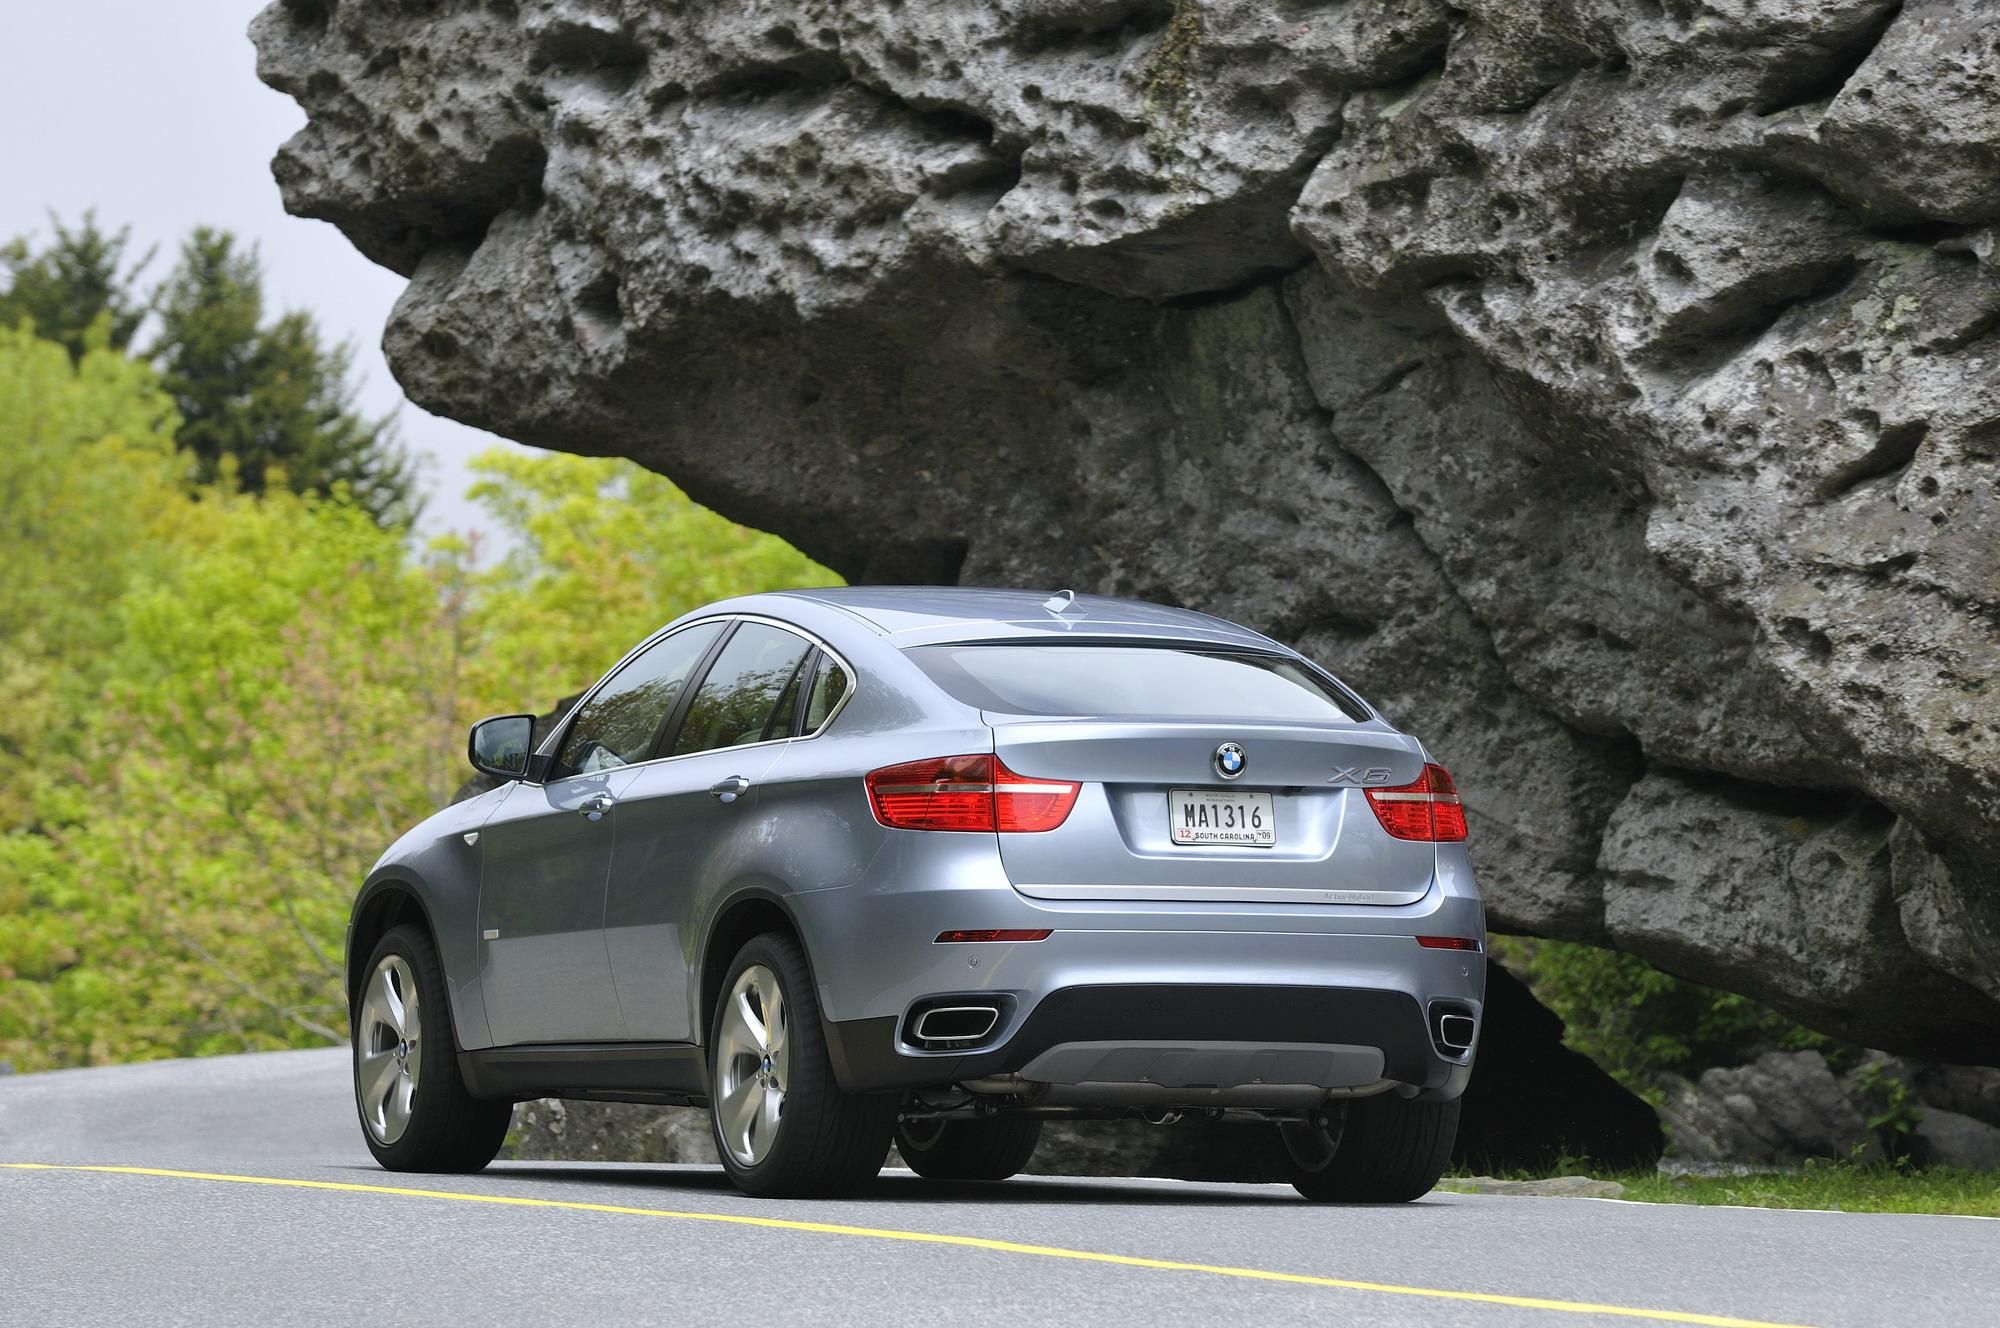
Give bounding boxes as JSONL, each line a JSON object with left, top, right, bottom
{"left": 912, "top": 1005, "right": 1000, "bottom": 1046}
{"left": 1427, "top": 1003, "right": 1477, "bottom": 1058}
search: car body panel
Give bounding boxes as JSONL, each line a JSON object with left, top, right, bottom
{"left": 352, "top": 781, "right": 512, "bottom": 1050}
{"left": 601, "top": 741, "right": 792, "bottom": 1041}
{"left": 477, "top": 775, "right": 627, "bottom": 1043}
{"left": 987, "top": 718, "right": 1435, "bottom": 906}
{"left": 348, "top": 587, "right": 1486, "bottom": 1101}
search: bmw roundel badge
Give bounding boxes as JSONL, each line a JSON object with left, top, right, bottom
{"left": 1214, "top": 742, "right": 1246, "bottom": 780}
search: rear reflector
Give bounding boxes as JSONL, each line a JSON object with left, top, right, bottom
{"left": 934, "top": 929, "right": 1054, "bottom": 944}
{"left": 1365, "top": 763, "right": 1469, "bottom": 842}
{"left": 867, "top": 754, "right": 1080, "bottom": 833}
{"left": 1416, "top": 935, "right": 1483, "bottom": 951}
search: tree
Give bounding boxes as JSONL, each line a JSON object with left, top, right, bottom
{"left": 0, "top": 322, "right": 182, "bottom": 799}
{"left": 150, "top": 227, "right": 418, "bottom": 526}
{"left": 0, "top": 438, "right": 841, "bottom": 1072}
{"left": 0, "top": 212, "right": 151, "bottom": 363}
{"left": 464, "top": 448, "right": 839, "bottom": 710}
{"left": 0, "top": 486, "right": 465, "bottom": 1066}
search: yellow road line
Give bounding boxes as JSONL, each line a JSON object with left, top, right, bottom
{"left": 2, "top": 1163, "right": 1812, "bottom": 1328}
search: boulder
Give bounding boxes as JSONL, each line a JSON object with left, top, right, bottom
{"left": 255, "top": 0, "right": 2000, "bottom": 1063}
{"left": 1905, "top": 1062, "right": 2000, "bottom": 1129}
{"left": 1908, "top": 1108, "right": 2000, "bottom": 1171}
{"left": 1658, "top": 1051, "right": 1884, "bottom": 1166}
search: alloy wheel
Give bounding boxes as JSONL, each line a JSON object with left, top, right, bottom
{"left": 714, "top": 964, "right": 790, "bottom": 1166}
{"left": 357, "top": 954, "right": 422, "bottom": 1145}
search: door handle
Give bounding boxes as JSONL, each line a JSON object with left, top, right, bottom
{"left": 709, "top": 775, "right": 752, "bottom": 804}
{"left": 579, "top": 792, "right": 615, "bottom": 822}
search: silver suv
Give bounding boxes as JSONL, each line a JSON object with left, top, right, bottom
{"left": 349, "top": 588, "right": 1484, "bottom": 1200}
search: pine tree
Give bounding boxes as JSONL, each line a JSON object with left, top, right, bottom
{"left": 150, "top": 228, "right": 418, "bottom": 527}
{"left": 0, "top": 211, "right": 151, "bottom": 363}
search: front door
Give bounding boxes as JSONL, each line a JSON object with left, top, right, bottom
{"left": 477, "top": 774, "right": 624, "bottom": 1044}
{"left": 477, "top": 619, "right": 727, "bottom": 1045}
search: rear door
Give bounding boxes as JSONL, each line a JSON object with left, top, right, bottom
{"left": 908, "top": 642, "right": 1436, "bottom": 905}
{"left": 601, "top": 621, "right": 818, "bottom": 1041}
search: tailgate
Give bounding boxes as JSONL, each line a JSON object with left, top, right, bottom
{"left": 990, "top": 720, "right": 1436, "bottom": 906}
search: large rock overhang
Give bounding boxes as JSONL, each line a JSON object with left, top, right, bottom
{"left": 254, "top": 0, "right": 2000, "bottom": 1061}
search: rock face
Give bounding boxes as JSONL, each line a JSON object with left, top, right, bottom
{"left": 255, "top": 0, "right": 2000, "bottom": 1060}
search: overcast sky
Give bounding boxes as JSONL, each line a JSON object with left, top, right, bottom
{"left": 0, "top": 0, "right": 540, "bottom": 548}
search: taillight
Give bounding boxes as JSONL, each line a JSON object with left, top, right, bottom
{"left": 866, "top": 754, "right": 1080, "bottom": 833}
{"left": 865, "top": 754, "right": 993, "bottom": 831}
{"left": 1365, "top": 763, "right": 1469, "bottom": 842}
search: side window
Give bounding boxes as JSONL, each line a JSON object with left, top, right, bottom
{"left": 670, "top": 623, "right": 814, "bottom": 757}
{"left": 553, "top": 622, "right": 724, "bottom": 779}
{"left": 802, "top": 653, "right": 851, "bottom": 733}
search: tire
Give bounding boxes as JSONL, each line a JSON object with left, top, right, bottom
{"left": 353, "top": 924, "right": 513, "bottom": 1173}
{"left": 1281, "top": 1093, "right": 1460, "bottom": 1203}
{"left": 708, "top": 932, "right": 894, "bottom": 1198}
{"left": 895, "top": 1116, "right": 1043, "bottom": 1182}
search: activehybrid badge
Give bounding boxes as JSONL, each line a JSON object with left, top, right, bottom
{"left": 1213, "top": 742, "right": 1247, "bottom": 779}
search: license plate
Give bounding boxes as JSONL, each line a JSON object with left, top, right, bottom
{"left": 1169, "top": 789, "right": 1276, "bottom": 847}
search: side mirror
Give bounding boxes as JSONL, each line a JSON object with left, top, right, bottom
{"left": 468, "top": 714, "right": 535, "bottom": 781}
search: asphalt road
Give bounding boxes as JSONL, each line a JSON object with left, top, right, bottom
{"left": 0, "top": 1050, "right": 1986, "bottom": 1327}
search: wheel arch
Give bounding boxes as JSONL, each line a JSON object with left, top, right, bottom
{"left": 695, "top": 888, "right": 820, "bottom": 1047}
{"left": 347, "top": 879, "right": 445, "bottom": 1028}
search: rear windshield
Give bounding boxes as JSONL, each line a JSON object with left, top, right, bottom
{"left": 907, "top": 644, "right": 1367, "bottom": 722}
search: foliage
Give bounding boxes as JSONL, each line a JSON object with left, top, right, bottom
{"left": 1848, "top": 1060, "right": 1922, "bottom": 1142}
{"left": 1443, "top": 1159, "right": 2000, "bottom": 1217}
{"left": 0, "top": 324, "right": 182, "bottom": 813}
{"left": 0, "top": 212, "right": 151, "bottom": 363}
{"left": 0, "top": 318, "right": 838, "bottom": 1071}
{"left": 3, "top": 490, "right": 457, "bottom": 1062}
{"left": 1611, "top": 1163, "right": 2000, "bottom": 1218}
{"left": 1490, "top": 936, "right": 1830, "bottom": 1095}
{"left": 151, "top": 227, "right": 417, "bottom": 527}
{"left": 463, "top": 448, "right": 835, "bottom": 708}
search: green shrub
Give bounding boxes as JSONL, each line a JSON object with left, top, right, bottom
{"left": 1491, "top": 936, "right": 1831, "bottom": 1094}
{"left": 0, "top": 321, "right": 838, "bottom": 1071}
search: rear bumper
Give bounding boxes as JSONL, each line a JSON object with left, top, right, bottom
{"left": 790, "top": 836, "right": 1484, "bottom": 1103}
{"left": 826, "top": 980, "right": 1477, "bottom": 1102}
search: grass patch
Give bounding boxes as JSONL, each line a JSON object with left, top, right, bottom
{"left": 1447, "top": 1163, "right": 2000, "bottom": 1217}
{"left": 1617, "top": 1166, "right": 2000, "bottom": 1217}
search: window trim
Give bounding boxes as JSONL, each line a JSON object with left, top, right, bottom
{"left": 545, "top": 617, "right": 732, "bottom": 782}
{"left": 649, "top": 619, "right": 749, "bottom": 762}
{"left": 536, "top": 613, "right": 859, "bottom": 784}
{"left": 758, "top": 647, "right": 818, "bottom": 744}
{"left": 798, "top": 647, "right": 854, "bottom": 736}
